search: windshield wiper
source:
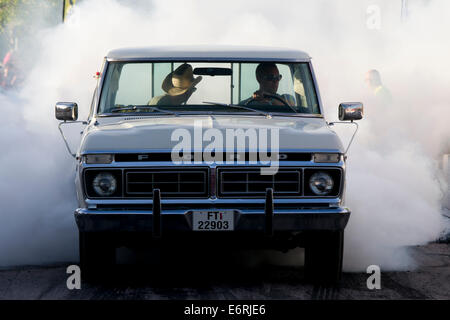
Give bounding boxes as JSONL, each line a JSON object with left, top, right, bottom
{"left": 202, "top": 101, "right": 272, "bottom": 119}
{"left": 110, "top": 105, "right": 178, "bottom": 116}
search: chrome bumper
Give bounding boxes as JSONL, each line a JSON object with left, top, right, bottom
{"left": 75, "top": 188, "right": 350, "bottom": 234}
{"left": 75, "top": 207, "right": 350, "bottom": 233}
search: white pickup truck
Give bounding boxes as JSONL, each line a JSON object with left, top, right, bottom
{"left": 55, "top": 46, "right": 363, "bottom": 284}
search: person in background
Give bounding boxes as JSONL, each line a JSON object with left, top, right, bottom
{"left": 0, "top": 59, "right": 19, "bottom": 89}
{"left": 0, "top": 42, "right": 21, "bottom": 90}
{"left": 365, "top": 69, "right": 392, "bottom": 106}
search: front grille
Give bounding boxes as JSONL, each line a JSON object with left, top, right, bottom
{"left": 218, "top": 168, "right": 302, "bottom": 198}
{"left": 84, "top": 167, "right": 342, "bottom": 199}
{"left": 124, "top": 168, "right": 208, "bottom": 198}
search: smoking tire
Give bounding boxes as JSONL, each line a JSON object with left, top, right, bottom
{"left": 79, "top": 231, "right": 116, "bottom": 282}
{"left": 304, "top": 230, "right": 344, "bottom": 285}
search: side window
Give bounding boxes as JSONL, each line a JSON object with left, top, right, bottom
{"left": 239, "top": 63, "right": 258, "bottom": 103}
{"left": 100, "top": 63, "right": 121, "bottom": 112}
{"left": 293, "top": 64, "right": 319, "bottom": 113}
{"left": 153, "top": 63, "right": 172, "bottom": 97}
{"left": 88, "top": 88, "right": 96, "bottom": 121}
{"left": 232, "top": 63, "right": 239, "bottom": 104}
{"left": 115, "top": 63, "right": 152, "bottom": 105}
{"left": 277, "top": 64, "right": 294, "bottom": 96}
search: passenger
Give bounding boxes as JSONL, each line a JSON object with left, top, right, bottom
{"left": 148, "top": 63, "right": 202, "bottom": 106}
{"left": 240, "top": 62, "right": 295, "bottom": 107}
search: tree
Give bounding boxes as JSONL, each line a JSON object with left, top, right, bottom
{"left": 0, "top": 0, "right": 19, "bottom": 34}
{"left": 0, "top": 0, "right": 61, "bottom": 58}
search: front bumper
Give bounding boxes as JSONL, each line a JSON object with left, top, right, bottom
{"left": 75, "top": 207, "right": 350, "bottom": 233}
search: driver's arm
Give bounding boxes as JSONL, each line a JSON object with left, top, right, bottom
{"left": 281, "top": 94, "right": 296, "bottom": 107}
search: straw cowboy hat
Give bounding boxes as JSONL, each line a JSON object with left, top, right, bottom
{"left": 162, "top": 63, "right": 202, "bottom": 96}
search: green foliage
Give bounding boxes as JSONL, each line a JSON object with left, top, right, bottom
{"left": 0, "top": 0, "right": 19, "bottom": 33}
{"left": 0, "top": 0, "right": 61, "bottom": 38}
{"left": 0, "top": 0, "right": 62, "bottom": 56}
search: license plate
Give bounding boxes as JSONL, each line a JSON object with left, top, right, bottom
{"left": 192, "top": 211, "right": 234, "bottom": 231}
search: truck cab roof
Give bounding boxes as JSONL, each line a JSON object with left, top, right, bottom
{"left": 106, "top": 45, "right": 311, "bottom": 62}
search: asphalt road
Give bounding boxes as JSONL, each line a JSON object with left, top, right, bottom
{"left": 0, "top": 242, "right": 449, "bottom": 300}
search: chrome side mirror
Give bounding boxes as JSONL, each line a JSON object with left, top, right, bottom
{"left": 338, "top": 102, "right": 363, "bottom": 121}
{"left": 55, "top": 102, "right": 78, "bottom": 121}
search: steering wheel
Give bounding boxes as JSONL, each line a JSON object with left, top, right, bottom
{"left": 244, "top": 93, "right": 297, "bottom": 113}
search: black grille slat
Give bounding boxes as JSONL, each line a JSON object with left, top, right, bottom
{"left": 96, "top": 203, "right": 331, "bottom": 210}
{"left": 114, "top": 152, "right": 312, "bottom": 162}
{"left": 218, "top": 168, "right": 301, "bottom": 197}
{"left": 84, "top": 166, "right": 341, "bottom": 199}
{"left": 125, "top": 169, "right": 208, "bottom": 198}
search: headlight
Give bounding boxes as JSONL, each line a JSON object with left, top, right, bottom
{"left": 84, "top": 154, "right": 114, "bottom": 164}
{"left": 309, "top": 171, "right": 334, "bottom": 195}
{"left": 92, "top": 172, "right": 117, "bottom": 196}
{"left": 313, "top": 153, "right": 341, "bottom": 163}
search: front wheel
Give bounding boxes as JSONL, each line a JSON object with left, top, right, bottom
{"left": 304, "top": 230, "right": 344, "bottom": 285}
{"left": 79, "top": 231, "right": 116, "bottom": 282}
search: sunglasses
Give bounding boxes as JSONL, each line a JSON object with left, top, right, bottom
{"left": 263, "top": 74, "right": 282, "bottom": 82}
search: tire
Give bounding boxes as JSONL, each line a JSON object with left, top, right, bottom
{"left": 79, "top": 231, "right": 116, "bottom": 282}
{"left": 304, "top": 230, "right": 344, "bottom": 285}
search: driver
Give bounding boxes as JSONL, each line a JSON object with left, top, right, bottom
{"left": 149, "top": 63, "right": 202, "bottom": 105}
{"left": 240, "top": 62, "right": 295, "bottom": 107}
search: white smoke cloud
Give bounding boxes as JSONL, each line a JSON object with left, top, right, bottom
{"left": 0, "top": 91, "right": 77, "bottom": 266}
{"left": 0, "top": 0, "right": 448, "bottom": 270}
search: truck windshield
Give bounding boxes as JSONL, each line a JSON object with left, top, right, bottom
{"left": 98, "top": 61, "right": 321, "bottom": 115}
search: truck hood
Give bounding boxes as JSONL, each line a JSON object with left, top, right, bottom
{"left": 79, "top": 115, "right": 344, "bottom": 154}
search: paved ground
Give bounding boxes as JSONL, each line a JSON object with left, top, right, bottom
{"left": 0, "top": 242, "right": 448, "bottom": 300}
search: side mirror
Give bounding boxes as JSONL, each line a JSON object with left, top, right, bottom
{"left": 338, "top": 102, "right": 363, "bottom": 121}
{"left": 55, "top": 102, "right": 78, "bottom": 121}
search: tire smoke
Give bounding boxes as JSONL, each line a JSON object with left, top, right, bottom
{"left": 0, "top": 0, "right": 448, "bottom": 270}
